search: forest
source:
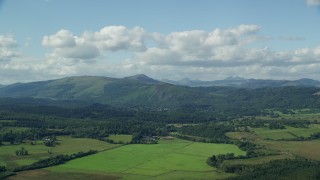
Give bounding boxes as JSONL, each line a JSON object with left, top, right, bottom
{"left": 0, "top": 84, "right": 320, "bottom": 179}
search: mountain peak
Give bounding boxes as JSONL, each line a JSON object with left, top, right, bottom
{"left": 224, "top": 76, "right": 246, "bottom": 81}
{"left": 124, "top": 74, "right": 160, "bottom": 84}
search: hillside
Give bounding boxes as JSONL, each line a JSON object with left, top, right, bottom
{"left": 163, "top": 77, "right": 320, "bottom": 88}
{"left": 0, "top": 75, "right": 320, "bottom": 112}
{"left": 0, "top": 75, "right": 194, "bottom": 107}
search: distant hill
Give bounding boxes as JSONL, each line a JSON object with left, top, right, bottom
{"left": 0, "top": 75, "right": 320, "bottom": 112}
{"left": 162, "top": 77, "right": 320, "bottom": 88}
{"left": 0, "top": 75, "right": 194, "bottom": 107}
{"left": 124, "top": 74, "right": 161, "bottom": 84}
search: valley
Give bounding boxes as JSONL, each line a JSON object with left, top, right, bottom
{"left": 0, "top": 75, "right": 320, "bottom": 179}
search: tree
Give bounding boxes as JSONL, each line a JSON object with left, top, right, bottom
{"left": 15, "top": 147, "right": 29, "bottom": 156}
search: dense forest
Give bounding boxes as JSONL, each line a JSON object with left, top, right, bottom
{"left": 1, "top": 78, "right": 320, "bottom": 179}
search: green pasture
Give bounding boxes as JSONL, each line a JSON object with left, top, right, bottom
{"left": 9, "top": 169, "right": 235, "bottom": 180}
{"left": 223, "top": 154, "right": 291, "bottom": 166}
{"left": 0, "top": 127, "right": 29, "bottom": 133}
{"left": 0, "top": 120, "right": 16, "bottom": 123}
{"left": 271, "top": 109, "right": 320, "bottom": 121}
{"left": 106, "top": 134, "right": 132, "bottom": 143}
{"left": 46, "top": 138, "right": 245, "bottom": 179}
{"left": 225, "top": 131, "right": 260, "bottom": 140}
{"left": 258, "top": 140, "right": 320, "bottom": 160}
{"left": 253, "top": 124, "right": 320, "bottom": 140}
{"left": 0, "top": 136, "right": 120, "bottom": 170}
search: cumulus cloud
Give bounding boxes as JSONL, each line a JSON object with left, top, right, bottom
{"left": 42, "top": 29, "right": 76, "bottom": 48}
{"left": 0, "top": 35, "right": 20, "bottom": 62}
{"left": 120, "top": 25, "right": 320, "bottom": 71}
{"left": 84, "top": 26, "right": 146, "bottom": 52}
{"left": 0, "top": 49, "right": 20, "bottom": 61}
{"left": 0, "top": 35, "right": 18, "bottom": 47}
{"left": 306, "top": 0, "right": 320, "bottom": 6}
{"left": 127, "top": 25, "right": 267, "bottom": 67}
{"left": 42, "top": 26, "right": 147, "bottom": 61}
{"left": 2, "top": 24, "right": 320, "bottom": 83}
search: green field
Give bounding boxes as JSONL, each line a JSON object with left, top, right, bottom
{"left": 0, "top": 127, "right": 29, "bottom": 133}
{"left": 267, "top": 109, "right": 320, "bottom": 121}
{"left": 223, "top": 154, "right": 291, "bottom": 166}
{"left": 258, "top": 140, "right": 320, "bottom": 160}
{"left": 107, "top": 134, "right": 132, "bottom": 143}
{"left": 225, "top": 131, "right": 260, "bottom": 141}
{"left": 253, "top": 124, "right": 320, "bottom": 140}
{"left": 23, "top": 138, "right": 244, "bottom": 179}
{"left": 0, "top": 136, "right": 120, "bottom": 170}
{"left": 0, "top": 120, "right": 16, "bottom": 123}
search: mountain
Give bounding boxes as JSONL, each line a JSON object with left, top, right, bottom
{"left": 0, "top": 75, "right": 320, "bottom": 121}
{"left": 163, "top": 77, "right": 320, "bottom": 88}
{"left": 124, "top": 74, "right": 160, "bottom": 84}
{"left": 1, "top": 74, "right": 320, "bottom": 112}
{"left": 0, "top": 75, "right": 195, "bottom": 107}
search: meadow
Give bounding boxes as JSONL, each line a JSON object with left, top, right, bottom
{"left": 226, "top": 124, "right": 320, "bottom": 141}
{"left": 258, "top": 139, "right": 320, "bottom": 160}
{"left": 0, "top": 136, "right": 120, "bottom": 170}
{"left": 106, "top": 134, "right": 132, "bottom": 143}
{"left": 11, "top": 138, "right": 245, "bottom": 179}
{"left": 253, "top": 124, "right": 320, "bottom": 140}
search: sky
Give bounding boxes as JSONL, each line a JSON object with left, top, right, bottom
{"left": 0, "top": 0, "right": 320, "bottom": 84}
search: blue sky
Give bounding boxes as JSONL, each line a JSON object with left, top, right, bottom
{"left": 0, "top": 0, "right": 320, "bottom": 83}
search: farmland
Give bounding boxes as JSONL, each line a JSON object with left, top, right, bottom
{"left": 106, "top": 134, "right": 132, "bottom": 143}
{"left": 258, "top": 140, "right": 320, "bottom": 160}
{"left": 253, "top": 124, "right": 320, "bottom": 140}
{"left": 0, "top": 136, "right": 120, "bottom": 170}
{"left": 11, "top": 138, "right": 245, "bottom": 179}
{"left": 1, "top": 86, "right": 320, "bottom": 180}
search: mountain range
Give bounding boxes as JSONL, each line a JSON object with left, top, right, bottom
{"left": 0, "top": 74, "right": 320, "bottom": 111}
{"left": 162, "top": 76, "right": 320, "bottom": 88}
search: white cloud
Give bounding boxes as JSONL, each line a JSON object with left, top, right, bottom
{"left": 127, "top": 25, "right": 267, "bottom": 67}
{"left": 53, "top": 44, "right": 100, "bottom": 60}
{"left": 0, "top": 49, "right": 20, "bottom": 61}
{"left": 228, "top": 24, "right": 261, "bottom": 36}
{"left": 84, "top": 26, "right": 146, "bottom": 52}
{"left": 42, "top": 29, "right": 76, "bottom": 48}
{"left": 2, "top": 24, "right": 320, "bottom": 84}
{"left": 0, "top": 35, "right": 20, "bottom": 62}
{"left": 306, "top": 0, "right": 320, "bottom": 6}
{"left": 122, "top": 25, "right": 320, "bottom": 70}
{"left": 0, "top": 35, "right": 18, "bottom": 47}
{"left": 42, "top": 26, "right": 147, "bottom": 61}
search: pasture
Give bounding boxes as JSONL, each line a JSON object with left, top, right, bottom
{"left": 106, "top": 134, "right": 132, "bottom": 143}
{"left": 253, "top": 124, "right": 320, "bottom": 140}
{"left": 26, "top": 138, "right": 246, "bottom": 179}
{"left": 258, "top": 140, "right": 320, "bottom": 160}
{"left": 271, "top": 109, "right": 320, "bottom": 121}
{"left": 0, "top": 136, "right": 120, "bottom": 170}
{"left": 223, "top": 154, "right": 291, "bottom": 166}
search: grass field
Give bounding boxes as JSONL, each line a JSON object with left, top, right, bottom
{"left": 0, "top": 120, "right": 16, "bottom": 123}
{"left": 223, "top": 154, "right": 291, "bottom": 166}
{"left": 225, "top": 131, "right": 260, "bottom": 140}
{"left": 253, "top": 124, "right": 320, "bottom": 140}
{"left": 0, "top": 136, "right": 120, "bottom": 170}
{"left": 0, "top": 127, "right": 30, "bottom": 133}
{"left": 106, "top": 134, "right": 132, "bottom": 143}
{"left": 267, "top": 109, "right": 320, "bottom": 121}
{"left": 9, "top": 169, "right": 235, "bottom": 180}
{"left": 16, "top": 138, "right": 244, "bottom": 179}
{"left": 258, "top": 140, "right": 320, "bottom": 160}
